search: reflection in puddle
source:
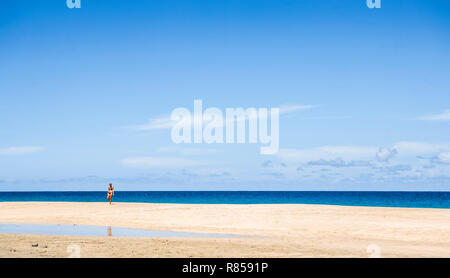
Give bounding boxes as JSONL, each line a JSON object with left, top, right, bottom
{"left": 0, "top": 223, "right": 244, "bottom": 238}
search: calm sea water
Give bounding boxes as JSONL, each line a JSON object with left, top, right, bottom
{"left": 0, "top": 191, "right": 449, "bottom": 208}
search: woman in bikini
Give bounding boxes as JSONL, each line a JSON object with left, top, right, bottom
{"left": 107, "top": 183, "right": 114, "bottom": 205}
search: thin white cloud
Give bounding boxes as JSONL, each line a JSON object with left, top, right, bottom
{"left": 278, "top": 104, "right": 316, "bottom": 114}
{"left": 392, "top": 141, "right": 449, "bottom": 156}
{"left": 130, "top": 116, "right": 175, "bottom": 131}
{"left": 277, "top": 146, "right": 378, "bottom": 163}
{"left": 130, "top": 103, "right": 315, "bottom": 131}
{"left": 277, "top": 142, "right": 450, "bottom": 164}
{"left": 156, "top": 146, "right": 221, "bottom": 156}
{"left": 416, "top": 110, "right": 450, "bottom": 121}
{"left": 0, "top": 146, "right": 43, "bottom": 155}
{"left": 376, "top": 147, "right": 397, "bottom": 162}
{"left": 121, "top": 156, "right": 208, "bottom": 168}
{"left": 306, "top": 158, "right": 373, "bottom": 168}
{"left": 437, "top": 152, "right": 450, "bottom": 163}
{"left": 431, "top": 152, "right": 450, "bottom": 164}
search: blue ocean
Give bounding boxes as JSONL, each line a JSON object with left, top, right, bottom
{"left": 0, "top": 191, "right": 449, "bottom": 209}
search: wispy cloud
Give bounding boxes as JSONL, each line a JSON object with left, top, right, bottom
{"left": 374, "top": 164, "right": 412, "bottom": 174}
{"left": 120, "top": 156, "right": 208, "bottom": 168}
{"left": 277, "top": 146, "right": 378, "bottom": 163}
{"left": 277, "top": 142, "right": 450, "bottom": 165}
{"left": 130, "top": 103, "right": 315, "bottom": 131}
{"left": 416, "top": 110, "right": 450, "bottom": 121}
{"left": 306, "top": 158, "right": 373, "bottom": 168}
{"left": 0, "top": 146, "right": 43, "bottom": 155}
{"left": 430, "top": 152, "right": 450, "bottom": 164}
{"left": 376, "top": 147, "right": 397, "bottom": 162}
{"left": 130, "top": 116, "right": 175, "bottom": 131}
{"left": 392, "top": 141, "right": 448, "bottom": 155}
{"left": 156, "top": 146, "right": 221, "bottom": 156}
{"left": 278, "top": 104, "right": 316, "bottom": 114}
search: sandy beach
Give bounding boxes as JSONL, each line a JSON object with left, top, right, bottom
{"left": 0, "top": 202, "right": 449, "bottom": 258}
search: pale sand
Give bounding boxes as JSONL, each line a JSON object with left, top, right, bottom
{"left": 0, "top": 202, "right": 449, "bottom": 258}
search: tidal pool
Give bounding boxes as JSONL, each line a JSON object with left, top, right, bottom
{"left": 0, "top": 223, "right": 243, "bottom": 238}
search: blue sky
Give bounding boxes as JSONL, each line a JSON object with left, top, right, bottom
{"left": 1, "top": 0, "right": 450, "bottom": 191}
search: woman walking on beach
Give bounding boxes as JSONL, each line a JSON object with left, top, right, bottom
{"left": 107, "top": 183, "right": 114, "bottom": 205}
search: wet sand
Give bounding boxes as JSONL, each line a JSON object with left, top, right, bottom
{"left": 0, "top": 202, "right": 449, "bottom": 258}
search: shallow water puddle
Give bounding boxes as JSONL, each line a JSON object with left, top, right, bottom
{"left": 0, "top": 223, "right": 242, "bottom": 238}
